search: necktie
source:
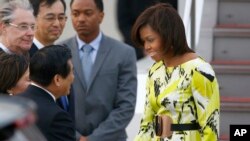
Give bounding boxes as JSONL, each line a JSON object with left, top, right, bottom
{"left": 60, "top": 96, "right": 69, "bottom": 111}
{"left": 81, "top": 44, "right": 93, "bottom": 84}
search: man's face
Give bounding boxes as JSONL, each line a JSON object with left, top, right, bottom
{"left": 2, "top": 8, "right": 35, "bottom": 54}
{"left": 35, "top": 0, "right": 66, "bottom": 45}
{"left": 70, "top": 0, "right": 104, "bottom": 42}
{"left": 59, "top": 60, "right": 74, "bottom": 96}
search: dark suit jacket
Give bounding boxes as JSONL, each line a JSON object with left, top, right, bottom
{"left": 56, "top": 87, "right": 75, "bottom": 122}
{"left": 60, "top": 34, "right": 137, "bottom": 141}
{"left": 29, "top": 42, "right": 75, "bottom": 120}
{"left": 29, "top": 43, "right": 39, "bottom": 58}
{"left": 18, "top": 85, "right": 76, "bottom": 141}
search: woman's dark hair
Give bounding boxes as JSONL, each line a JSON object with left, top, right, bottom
{"left": 30, "top": 45, "right": 72, "bottom": 87}
{"left": 131, "top": 3, "right": 193, "bottom": 56}
{"left": 0, "top": 51, "right": 29, "bottom": 94}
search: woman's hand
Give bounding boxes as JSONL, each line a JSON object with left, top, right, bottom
{"left": 161, "top": 115, "right": 173, "bottom": 138}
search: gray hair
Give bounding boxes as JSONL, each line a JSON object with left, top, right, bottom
{"left": 0, "top": 0, "right": 33, "bottom": 24}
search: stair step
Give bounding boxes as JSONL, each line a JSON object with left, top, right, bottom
{"left": 211, "top": 60, "right": 250, "bottom": 65}
{"left": 211, "top": 64, "right": 250, "bottom": 97}
{"left": 219, "top": 134, "right": 229, "bottom": 141}
{"left": 218, "top": 0, "right": 250, "bottom": 24}
{"left": 220, "top": 0, "right": 250, "bottom": 2}
{"left": 220, "top": 96, "right": 250, "bottom": 137}
{"left": 221, "top": 96, "right": 250, "bottom": 103}
{"left": 214, "top": 25, "right": 250, "bottom": 37}
{"left": 212, "top": 32, "right": 250, "bottom": 60}
{"left": 211, "top": 61, "right": 250, "bottom": 74}
{"left": 216, "top": 24, "right": 250, "bottom": 29}
{"left": 220, "top": 111, "right": 250, "bottom": 137}
{"left": 221, "top": 96, "right": 250, "bottom": 112}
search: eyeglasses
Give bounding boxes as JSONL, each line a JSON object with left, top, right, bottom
{"left": 8, "top": 23, "right": 35, "bottom": 31}
{"left": 42, "top": 15, "right": 67, "bottom": 23}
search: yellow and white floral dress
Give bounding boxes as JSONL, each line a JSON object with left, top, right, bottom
{"left": 134, "top": 57, "right": 220, "bottom": 141}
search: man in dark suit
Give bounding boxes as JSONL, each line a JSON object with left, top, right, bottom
{"left": 28, "top": 0, "right": 74, "bottom": 118}
{"left": 18, "top": 45, "right": 75, "bottom": 141}
{"left": 28, "top": 0, "right": 67, "bottom": 57}
{"left": 60, "top": 0, "right": 137, "bottom": 141}
{"left": 117, "top": 0, "right": 178, "bottom": 60}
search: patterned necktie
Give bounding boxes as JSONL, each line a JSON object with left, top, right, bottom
{"left": 81, "top": 44, "right": 93, "bottom": 84}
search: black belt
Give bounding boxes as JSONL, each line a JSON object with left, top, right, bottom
{"left": 171, "top": 123, "right": 200, "bottom": 131}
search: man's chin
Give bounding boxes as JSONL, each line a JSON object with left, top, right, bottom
{"left": 48, "top": 35, "right": 61, "bottom": 41}
{"left": 21, "top": 45, "right": 32, "bottom": 51}
{"left": 77, "top": 29, "right": 90, "bottom": 35}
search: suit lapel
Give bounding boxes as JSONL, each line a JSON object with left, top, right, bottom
{"left": 88, "top": 35, "right": 112, "bottom": 90}
{"left": 65, "top": 36, "right": 111, "bottom": 91}
{"left": 29, "top": 43, "right": 39, "bottom": 58}
{"left": 69, "top": 38, "right": 88, "bottom": 90}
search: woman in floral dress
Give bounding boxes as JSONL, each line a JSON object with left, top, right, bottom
{"left": 131, "top": 3, "right": 220, "bottom": 141}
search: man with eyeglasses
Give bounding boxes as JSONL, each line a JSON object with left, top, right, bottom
{"left": 28, "top": 0, "right": 67, "bottom": 57}
{"left": 0, "top": 0, "right": 35, "bottom": 55}
{"left": 28, "top": 1, "right": 78, "bottom": 140}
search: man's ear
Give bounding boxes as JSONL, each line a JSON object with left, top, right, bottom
{"left": 98, "top": 12, "right": 104, "bottom": 24}
{"left": 53, "top": 74, "right": 61, "bottom": 87}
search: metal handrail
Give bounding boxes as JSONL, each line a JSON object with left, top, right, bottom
{"left": 182, "top": 0, "right": 204, "bottom": 51}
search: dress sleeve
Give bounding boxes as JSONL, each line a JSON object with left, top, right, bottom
{"left": 134, "top": 76, "right": 159, "bottom": 141}
{"left": 191, "top": 66, "right": 220, "bottom": 141}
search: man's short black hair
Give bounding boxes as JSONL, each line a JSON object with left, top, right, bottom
{"left": 30, "top": 45, "right": 72, "bottom": 86}
{"left": 70, "top": 0, "right": 103, "bottom": 12}
{"left": 29, "top": 0, "right": 66, "bottom": 17}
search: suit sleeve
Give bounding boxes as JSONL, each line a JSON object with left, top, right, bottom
{"left": 88, "top": 47, "right": 137, "bottom": 141}
{"left": 49, "top": 111, "right": 76, "bottom": 141}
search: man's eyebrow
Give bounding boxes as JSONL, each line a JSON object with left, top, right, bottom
{"left": 17, "top": 22, "right": 35, "bottom": 25}
{"left": 44, "top": 13, "right": 66, "bottom": 16}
